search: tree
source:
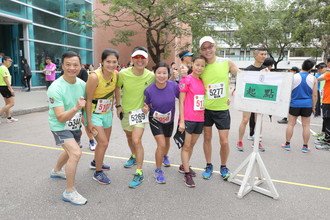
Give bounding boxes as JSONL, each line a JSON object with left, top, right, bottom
{"left": 226, "top": 0, "right": 299, "bottom": 70}
{"left": 91, "top": 0, "right": 229, "bottom": 64}
{"left": 291, "top": 0, "right": 330, "bottom": 61}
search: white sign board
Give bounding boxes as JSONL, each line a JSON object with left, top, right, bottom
{"left": 234, "top": 71, "right": 293, "bottom": 117}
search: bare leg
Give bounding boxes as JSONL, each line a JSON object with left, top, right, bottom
{"left": 203, "top": 126, "right": 212, "bottom": 163}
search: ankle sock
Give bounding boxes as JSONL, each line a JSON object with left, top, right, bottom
{"left": 136, "top": 169, "right": 143, "bottom": 175}
{"left": 285, "top": 142, "right": 290, "bottom": 145}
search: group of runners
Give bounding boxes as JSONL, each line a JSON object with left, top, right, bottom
{"left": 47, "top": 36, "right": 239, "bottom": 205}
{"left": 46, "top": 35, "right": 330, "bottom": 206}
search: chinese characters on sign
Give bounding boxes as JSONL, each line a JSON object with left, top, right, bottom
{"left": 244, "top": 83, "right": 278, "bottom": 101}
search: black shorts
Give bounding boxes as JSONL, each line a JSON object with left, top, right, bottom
{"left": 185, "top": 121, "right": 204, "bottom": 134}
{"left": 322, "top": 104, "right": 330, "bottom": 118}
{"left": 204, "top": 109, "right": 231, "bottom": 130}
{"left": 289, "top": 107, "right": 312, "bottom": 117}
{"left": 0, "top": 86, "right": 13, "bottom": 98}
{"left": 149, "top": 117, "right": 174, "bottom": 137}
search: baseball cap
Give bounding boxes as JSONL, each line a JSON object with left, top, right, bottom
{"left": 290, "top": 66, "right": 300, "bottom": 72}
{"left": 178, "top": 50, "right": 194, "bottom": 59}
{"left": 199, "top": 36, "right": 215, "bottom": 48}
{"left": 131, "top": 50, "right": 148, "bottom": 59}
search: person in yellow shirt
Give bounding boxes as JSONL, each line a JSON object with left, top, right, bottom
{"left": 0, "top": 56, "right": 18, "bottom": 123}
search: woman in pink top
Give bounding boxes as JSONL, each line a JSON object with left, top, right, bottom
{"left": 178, "top": 56, "right": 206, "bottom": 188}
{"left": 43, "top": 57, "right": 56, "bottom": 89}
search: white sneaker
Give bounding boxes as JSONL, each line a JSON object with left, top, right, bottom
{"left": 247, "top": 135, "right": 254, "bottom": 141}
{"left": 7, "top": 117, "right": 18, "bottom": 123}
{"left": 89, "top": 140, "right": 96, "bottom": 151}
{"left": 62, "top": 190, "right": 87, "bottom": 205}
{"left": 50, "top": 169, "right": 66, "bottom": 179}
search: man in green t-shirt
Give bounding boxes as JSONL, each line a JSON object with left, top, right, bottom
{"left": 199, "top": 36, "right": 240, "bottom": 181}
{"left": 47, "top": 51, "right": 87, "bottom": 205}
{"left": 115, "top": 46, "right": 155, "bottom": 188}
{"left": 0, "top": 56, "right": 18, "bottom": 123}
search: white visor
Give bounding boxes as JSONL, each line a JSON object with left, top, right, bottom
{"left": 131, "top": 50, "right": 148, "bottom": 59}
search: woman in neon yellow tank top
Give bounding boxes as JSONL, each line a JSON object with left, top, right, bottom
{"left": 85, "top": 49, "right": 119, "bottom": 185}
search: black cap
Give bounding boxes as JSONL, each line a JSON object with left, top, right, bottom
{"left": 290, "top": 66, "right": 300, "bottom": 72}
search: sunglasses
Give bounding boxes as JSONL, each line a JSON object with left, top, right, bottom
{"left": 132, "top": 55, "right": 146, "bottom": 59}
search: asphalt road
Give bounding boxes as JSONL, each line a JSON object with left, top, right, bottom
{"left": 0, "top": 105, "right": 329, "bottom": 219}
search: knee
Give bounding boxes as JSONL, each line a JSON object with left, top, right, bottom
{"left": 220, "top": 139, "right": 229, "bottom": 147}
{"left": 132, "top": 138, "right": 141, "bottom": 147}
{"left": 70, "top": 150, "right": 82, "bottom": 161}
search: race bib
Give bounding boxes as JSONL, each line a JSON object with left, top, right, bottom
{"left": 194, "top": 95, "right": 204, "bottom": 111}
{"left": 64, "top": 112, "right": 82, "bottom": 131}
{"left": 207, "top": 83, "right": 225, "bottom": 99}
{"left": 129, "top": 109, "right": 149, "bottom": 126}
{"left": 94, "top": 99, "right": 112, "bottom": 113}
{"left": 153, "top": 111, "right": 171, "bottom": 124}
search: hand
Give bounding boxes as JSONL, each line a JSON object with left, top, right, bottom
{"left": 75, "top": 97, "right": 86, "bottom": 110}
{"left": 142, "top": 103, "right": 149, "bottom": 114}
{"left": 88, "top": 124, "right": 98, "bottom": 137}
{"left": 178, "top": 120, "right": 185, "bottom": 133}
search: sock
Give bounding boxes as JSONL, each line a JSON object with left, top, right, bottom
{"left": 136, "top": 169, "right": 143, "bottom": 175}
{"left": 95, "top": 170, "right": 102, "bottom": 174}
{"left": 220, "top": 165, "right": 226, "bottom": 169}
{"left": 303, "top": 144, "right": 308, "bottom": 147}
{"left": 7, "top": 117, "right": 11, "bottom": 119}
{"left": 207, "top": 163, "right": 212, "bottom": 166}
{"left": 285, "top": 142, "right": 290, "bottom": 145}
{"left": 89, "top": 139, "right": 94, "bottom": 143}
{"left": 131, "top": 154, "right": 136, "bottom": 159}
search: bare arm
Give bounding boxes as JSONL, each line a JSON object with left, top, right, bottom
{"left": 178, "top": 92, "right": 186, "bottom": 133}
{"left": 115, "top": 86, "right": 122, "bottom": 118}
{"left": 312, "top": 77, "right": 318, "bottom": 113}
{"left": 229, "top": 60, "right": 240, "bottom": 76}
{"left": 85, "top": 73, "right": 98, "bottom": 131}
{"left": 53, "top": 97, "right": 85, "bottom": 123}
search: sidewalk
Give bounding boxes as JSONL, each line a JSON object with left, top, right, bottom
{"left": 0, "top": 89, "right": 48, "bottom": 116}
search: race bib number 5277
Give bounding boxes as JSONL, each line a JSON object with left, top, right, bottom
{"left": 207, "top": 83, "right": 225, "bottom": 99}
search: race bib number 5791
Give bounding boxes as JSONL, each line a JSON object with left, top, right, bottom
{"left": 129, "top": 109, "right": 149, "bottom": 126}
{"left": 207, "top": 83, "right": 225, "bottom": 99}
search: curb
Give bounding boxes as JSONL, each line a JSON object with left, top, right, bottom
{"left": 12, "top": 106, "right": 49, "bottom": 116}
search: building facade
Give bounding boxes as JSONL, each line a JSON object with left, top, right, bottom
{"left": 0, "top": 0, "right": 93, "bottom": 87}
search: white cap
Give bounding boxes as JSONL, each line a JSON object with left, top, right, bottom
{"left": 199, "top": 36, "right": 215, "bottom": 48}
{"left": 131, "top": 50, "right": 148, "bottom": 59}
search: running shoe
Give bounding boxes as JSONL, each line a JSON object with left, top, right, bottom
{"left": 202, "top": 164, "right": 213, "bottom": 180}
{"left": 7, "top": 117, "right": 18, "bottom": 123}
{"left": 184, "top": 172, "right": 195, "bottom": 188}
{"left": 220, "top": 166, "right": 230, "bottom": 180}
{"left": 162, "top": 155, "right": 171, "bottom": 167}
{"left": 124, "top": 156, "right": 136, "bottom": 168}
{"left": 252, "top": 142, "right": 265, "bottom": 152}
{"left": 236, "top": 141, "right": 244, "bottom": 151}
{"left": 281, "top": 143, "right": 291, "bottom": 151}
{"left": 314, "top": 139, "right": 325, "bottom": 145}
{"left": 277, "top": 118, "right": 288, "bottom": 124}
{"left": 178, "top": 164, "right": 196, "bottom": 177}
{"left": 315, "top": 142, "right": 330, "bottom": 151}
{"left": 50, "top": 169, "right": 66, "bottom": 179}
{"left": 62, "top": 190, "right": 87, "bottom": 205}
{"left": 90, "top": 160, "right": 111, "bottom": 170}
{"left": 312, "top": 132, "right": 324, "bottom": 138}
{"left": 301, "top": 146, "right": 310, "bottom": 153}
{"left": 89, "top": 139, "right": 96, "bottom": 151}
{"left": 129, "top": 173, "right": 144, "bottom": 188}
{"left": 154, "top": 168, "right": 166, "bottom": 184}
{"left": 93, "top": 171, "right": 111, "bottom": 185}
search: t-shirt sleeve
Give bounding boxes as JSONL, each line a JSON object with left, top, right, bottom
{"left": 47, "top": 86, "right": 64, "bottom": 108}
{"left": 324, "top": 72, "right": 330, "bottom": 81}
{"left": 117, "top": 71, "right": 123, "bottom": 88}
{"left": 179, "top": 77, "right": 189, "bottom": 93}
{"left": 144, "top": 87, "right": 151, "bottom": 105}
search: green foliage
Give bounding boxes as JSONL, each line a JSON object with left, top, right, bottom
{"left": 291, "top": 0, "right": 330, "bottom": 60}
{"left": 227, "top": 0, "right": 298, "bottom": 69}
{"left": 93, "top": 0, "right": 229, "bottom": 63}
